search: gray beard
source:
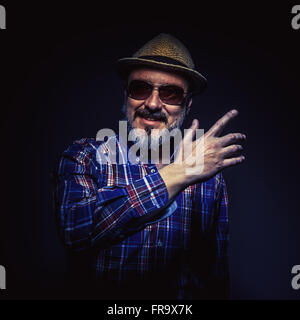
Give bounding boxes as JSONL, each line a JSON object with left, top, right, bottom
{"left": 123, "top": 103, "right": 187, "bottom": 151}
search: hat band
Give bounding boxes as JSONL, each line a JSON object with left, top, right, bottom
{"left": 138, "top": 55, "right": 189, "bottom": 68}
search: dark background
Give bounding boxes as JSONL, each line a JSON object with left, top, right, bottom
{"left": 0, "top": 1, "right": 299, "bottom": 300}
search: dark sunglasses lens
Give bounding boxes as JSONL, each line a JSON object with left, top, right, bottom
{"left": 128, "top": 80, "right": 152, "bottom": 100}
{"left": 160, "top": 85, "right": 184, "bottom": 105}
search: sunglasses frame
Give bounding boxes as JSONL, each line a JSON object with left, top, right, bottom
{"left": 126, "top": 79, "right": 190, "bottom": 106}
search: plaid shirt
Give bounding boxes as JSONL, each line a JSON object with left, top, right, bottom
{"left": 54, "top": 136, "right": 229, "bottom": 299}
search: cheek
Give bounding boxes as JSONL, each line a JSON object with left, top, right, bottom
{"left": 126, "top": 100, "right": 135, "bottom": 116}
{"left": 126, "top": 99, "right": 142, "bottom": 123}
{"left": 167, "top": 109, "right": 184, "bottom": 124}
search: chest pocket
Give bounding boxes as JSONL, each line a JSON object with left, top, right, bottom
{"left": 101, "top": 164, "right": 135, "bottom": 188}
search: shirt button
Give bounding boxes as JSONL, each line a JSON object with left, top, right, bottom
{"left": 157, "top": 240, "right": 162, "bottom": 247}
{"left": 136, "top": 157, "right": 140, "bottom": 162}
{"left": 151, "top": 168, "right": 156, "bottom": 173}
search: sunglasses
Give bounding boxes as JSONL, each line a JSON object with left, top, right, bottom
{"left": 126, "top": 80, "right": 188, "bottom": 106}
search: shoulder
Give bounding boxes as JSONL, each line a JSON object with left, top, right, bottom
{"left": 61, "top": 136, "right": 121, "bottom": 169}
{"left": 62, "top": 138, "right": 106, "bottom": 161}
{"left": 64, "top": 137, "right": 102, "bottom": 151}
{"left": 57, "top": 138, "right": 110, "bottom": 176}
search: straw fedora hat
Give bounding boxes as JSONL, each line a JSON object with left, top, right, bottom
{"left": 116, "top": 33, "right": 207, "bottom": 95}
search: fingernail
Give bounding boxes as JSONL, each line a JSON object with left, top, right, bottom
{"left": 231, "top": 109, "right": 238, "bottom": 115}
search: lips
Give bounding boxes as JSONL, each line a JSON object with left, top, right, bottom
{"left": 139, "top": 116, "right": 163, "bottom": 126}
{"left": 142, "top": 116, "right": 161, "bottom": 121}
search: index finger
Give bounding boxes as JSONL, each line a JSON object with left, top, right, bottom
{"left": 206, "top": 109, "right": 239, "bottom": 137}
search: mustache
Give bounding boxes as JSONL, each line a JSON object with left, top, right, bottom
{"left": 134, "top": 107, "right": 168, "bottom": 123}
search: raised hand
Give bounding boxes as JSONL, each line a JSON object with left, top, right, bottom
{"left": 159, "top": 109, "right": 246, "bottom": 199}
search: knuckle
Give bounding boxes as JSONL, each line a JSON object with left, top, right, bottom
{"left": 229, "top": 133, "right": 235, "bottom": 140}
{"left": 207, "top": 140, "right": 216, "bottom": 149}
{"left": 216, "top": 120, "right": 222, "bottom": 128}
{"left": 215, "top": 160, "right": 222, "bottom": 170}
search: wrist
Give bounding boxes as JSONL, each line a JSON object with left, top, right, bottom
{"left": 158, "top": 163, "right": 188, "bottom": 200}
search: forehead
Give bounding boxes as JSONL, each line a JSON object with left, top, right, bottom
{"left": 128, "top": 67, "right": 189, "bottom": 88}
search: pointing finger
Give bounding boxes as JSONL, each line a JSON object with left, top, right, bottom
{"left": 207, "top": 109, "right": 239, "bottom": 137}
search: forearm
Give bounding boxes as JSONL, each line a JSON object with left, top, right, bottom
{"left": 55, "top": 171, "right": 170, "bottom": 251}
{"left": 158, "top": 163, "right": 188, "bottom": 201}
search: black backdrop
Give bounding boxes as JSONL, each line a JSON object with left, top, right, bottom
{"left": 0, "top": 1, "right": 299, "bottom": 300}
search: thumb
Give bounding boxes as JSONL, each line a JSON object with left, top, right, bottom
{"left": 185, "top": 119, "right": 199, "bottom": 141}
{"left": 175, "top": 119, "right": 199, "bottom": 163}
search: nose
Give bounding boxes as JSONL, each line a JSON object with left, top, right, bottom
{"left": 144, "top": 88, "right": 163, "bottom": 110}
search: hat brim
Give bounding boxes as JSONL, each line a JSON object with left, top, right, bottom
{"left": 116, "top": 57, "right": 207, "bottom": 95}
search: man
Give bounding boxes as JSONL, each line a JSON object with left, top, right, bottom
{"left": 53, "top": 33, "right": 246, "bottom": 299}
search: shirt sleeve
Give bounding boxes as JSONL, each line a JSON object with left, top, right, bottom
{"left": 53, "top": 139, "right": 169, "bottom": 252}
